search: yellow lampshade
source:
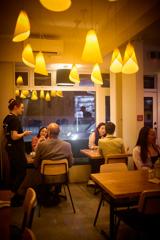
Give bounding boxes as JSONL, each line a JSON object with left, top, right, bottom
{"left": 39, "top": 0, "right": 71, "bottom": 12}
{"left": 16, "top": 76, "right": 23, "bottom": 85}
{"left": 22, "top": 90, "right": 29, "bottom": 97}
{"left": 20, "top": 91, "right": 26, "bottom": 99}
{"left": 110, "top": 48, "right": 123, "bottom": 73}
{"left": 56, "top": 90, "right": 63, "bottom": 97}
{"left": 81, "top": 29, "right": 103, "bottom": 64}
{"left": 34, "top": 51, "right": 48, "bottom": 76}
{"left": 40, "top": 90, "right": 45, "bottom": 99}
{"left": 22, "top": 44, "right": 35, "bottom": 68}
{"left": 122, "top": 42, "right": 139, "bottom": 74}
{"left": 69, "top": 64, "right": 80, "bottom": 83}
{"left": 91, "top": 64, "right": 103, "bottom": 85}
{"left": 12, "top": 10, "right": 30, "bottom": 42}
{"left": 45, "top": 92, "right": 51, "bottom": 101}
{"left": 31, "top": 90, "right": 38, "bottom": 100}
{"left": 51, "top": 90, "right": 56, "bottom": 97}
{"left": 15, "top": 89, "right": 20, "bottom": 96}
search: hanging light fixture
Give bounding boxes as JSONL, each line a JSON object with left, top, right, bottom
{"left": 56, "top": 90, "right": 63, "bottom": 97}
{"left": 12, "top": 10, "right": 30, "bottom": 42}
{"left": 122, "top": 42, "right": 139, "bottom": 74}
{"left": 40, "top": 90, "right": 45, "bottom": 99}
{"left": 45, "top": 91, "right": 51, "bottom": 101}
{"left": 69, "top": 64, "right": 80, "bottom": 83}
{"left": 39, "top": 0, "right": 71, "bottom": 12}
{"left": 22, "top": 43, "right": 35, "bottom": 68}
{"left": 16, "top": 75, "right": 23, "bottom": 85}
{"left": 110, "top": 48, "right": 123, "bottom": 73}
{"left": 31, "top": 90, "right": 38, "bottom": 100}
{"left": 91, "top": 64, "right": 103, "bottom": 85}
{"left": 15, "top": 89, "right": 20, "bottom": 96}
{"left": 51, "top": 90, "right": 56, "bottom": 97}
{"left": 20, "top": 91, "right": 26, "bottom": 99}
{"left": 81, "top": 29, "right": 103, "bottom": 64}
{"left": 22, "top": 90, "right": 29, "bottom": 97}
{"left": 34, "top": 51, "right": 48, "bottom": 76}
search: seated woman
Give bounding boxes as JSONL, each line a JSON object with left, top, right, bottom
{"left": 133, "top": 126, "right": 160, "bottom": 169}
{"left": 88, "top": 122, "right": 106, "bottom": 149}
{"left": 31, "top": 127, "right": 48, "bottom": 152}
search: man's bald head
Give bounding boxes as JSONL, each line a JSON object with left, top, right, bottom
{"left": 47, "top": 123, "right": 60, "bottom": 138}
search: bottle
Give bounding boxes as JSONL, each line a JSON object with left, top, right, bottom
{"left": 154, "top": 158, "right": 160, "bottom": 178}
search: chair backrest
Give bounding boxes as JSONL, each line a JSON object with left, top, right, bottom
{"left": 22, "top": 228, "right": 36, "bottom": 240}
{"left": 138, "top": 190, "right": 160, "bottom": 215}
{"left": 21, "top": 188, "right": 37, "bottom": 231}
{"left": 40, "top": 159, "right": 68, "bottom": 184}
{"left": 100, "top": 163, "right": 128, "bottom": 173}
{"left": 106, "top": 153, "right": 129, "bottom": 164}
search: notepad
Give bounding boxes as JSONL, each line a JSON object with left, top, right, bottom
{"left": 148, "top": 178, "right": 160, "bottom": 184}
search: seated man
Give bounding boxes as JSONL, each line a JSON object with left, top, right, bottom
{"left": 98, "top": 121, "right": 125, "bottom": 163}
{"left": 12, "top": 123, "right": 73, "bottom": 206}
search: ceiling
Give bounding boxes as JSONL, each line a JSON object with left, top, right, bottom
{"left": 0, "top": 0, "right": 160, "bottom": 65}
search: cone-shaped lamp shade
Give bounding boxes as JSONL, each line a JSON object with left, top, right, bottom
{"left": 20, "top": 91, "right": 26, "bottom": 99}
{"left": 15, "top": 89, "right": 20, "bottom": 96}
{"left": 22, "top": 44, "right": 35, "bottom": 68}
{"left": 56, "top": 90, "right": 63, "bottom": 97}
{"left": 122, "top": 42, "right": 139, "bottom": 74}
{"left": 12, "top": 10, "right": 30, "bottom": 42}
{"left": 39, "top": 0, "right": 71, "bottom": 12}
{"left": 69, "top": 64, "right": 80, "bottom": 83}
{"left": 51, "top": 90, "right": 56, "bottom": 97}
{"left": 16, "top": 76, "right": 23, "bottom": 85}
{"left": 91, "top": 64, "right": 103, "bottom": 85}
{"left": 34, "top": 52, "right": 48, "bottom": 76}
{"left": 110, "top": 48, "right": 123, "bottom": 73}
{"left": 81, "top": 29, "right": 103, "bottom": 64}
{"left": 31, "top": 90, "right": 38, "bottom": 100}
{"left": 40, "top": 90, "right": 45, "bottom": 99}
{"left": 45, "top": 92, "right": 51, "bottom": 101}
{"left": 22, "top": 90, "right": 29, "bottom": 97}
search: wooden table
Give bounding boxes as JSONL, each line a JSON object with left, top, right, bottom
{"left": 0, "top": 190, "right": 12, "bottom": 240}
{"left": 91, "top": 170, "right": 160, "bottom": 239}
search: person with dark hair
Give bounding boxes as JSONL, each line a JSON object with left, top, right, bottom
{"left": 3, "top": 98, "right": 32, "bottom": 192}
{"left": 31, "top": 127, "right": 48, "bottom": 151}
{"left": 98, "top": 121, "right": 125, "bottom": 163}
{"left": 133, "top": 126, "right": 160, "bottom": 169}
{"left": 81, "top": 106, "right": 92, "bottom": 118}
{"left": 89, "top": 122, "right": 106, "bottom": 149}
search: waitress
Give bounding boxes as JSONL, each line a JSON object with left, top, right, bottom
{"left": 3, "top": 98, "right": 32, "bottom": 192}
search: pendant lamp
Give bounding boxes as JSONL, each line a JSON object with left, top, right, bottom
{"left": 56, "top": 90, "right": 63, "bottom": 97}
{"left": 51, "top": 90, "right": 56, "bottom": 97}
{"left": 91, "top": 64, "right": 103, "bottom": 85}
{"left": 20, "top": 91, "right": 26, "bottom": 99}
{"left": 45, "top": 92, "right": 51, "bottom": 101}
{"left": 16, "top": 76, "right": 23, "bottom": 85}
{"left": 22, "top": 90, "right": 29, "bottom": 97}
{"left": 15, "top": 89, "right": 20, "bottom": 96}
{"left": 31, "top": 90, "right": 38, "bottom": 100}
{"left": 40, "top": 90, "right": 45, "bottom": 99}
{"left": 12, "top": 10, "right": 30, "bottom": 42}
{"left": 81, "top": 29, "right": 103, "bottom": 64}
{"left": 69, "top": 64, "right": 80, "bottom": 83}
{"left": 34, "top": 51, "right": 48, "bottom": 76}
{"left": 22, "top": 44, "right": 35, "bottom": 68}
{"left": 39, "top": 0, "right": 71, "bottom": 12}
{"left": 122, "top": 42, "right": 139, "bottom": 74}
{"left": 110, "top": 48, "right": 123, "bottom": 73}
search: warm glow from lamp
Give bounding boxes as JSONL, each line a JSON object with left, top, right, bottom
{"left": 16, "top": 76, "right": 23, "bottom": 85}
{"left": 20, "top": 91, "right": 26, "bottom": 99}
{"left": 122, "top": 42, "right": 139, "bottom": 74}
{"left": 69, "top": 64, "right": 80, "bottom": 83}
{"left": 34, "top": 51, "right": 48, "bottom": 76}
{"left": 81, "top": 29, "right": 103, "bottom": 64}
{"left": 110, "top": 48, "right": 123, "bottom": 73}
{"left": 45, "top": 92, "right": 51, "bottom": 101}
{"left": 40, "top": 90, "right": 45, "bottom": 99}
{"left": 91, "top": 64, "right": 103, "bottom": 85}
{"left": 39, "top": 0, "right": 71, "bottom": 12}
{"left": 31, "top": 90, "right": 38, "bottom": 100}
{"left": 22, "top": 44, "right": 35, "bottom": 68}
{"left": 22, "top": 90, "right": 29, "bottom": 97}
{"left": 56, "top": 90, "right": 63, "bottom": 97}
{"left": 51, "top": 90, "right": 56, "bottom": 97}
{"left": 12, "top": 10, "right": 30, "bottom": 42}
{"left": 15, "top": 89, "right": 20, "bottom": 96}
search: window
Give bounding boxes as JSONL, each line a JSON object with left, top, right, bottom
{"left": 144, "top": 75, "right": 157, "bottom": 89}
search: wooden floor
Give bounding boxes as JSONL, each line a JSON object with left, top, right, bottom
{"left": 11, "top": 183, "right": 141, "bottom": 240}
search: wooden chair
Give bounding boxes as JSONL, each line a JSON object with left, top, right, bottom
{"left": 115, "top": 189, "right": 160, "bottom": 239}
{"left": 106, "top": 153, "right": 129, "bottom": 165}
{"left": 11, "top": 188, "right": 37, "bottom": 240}
{"left": 22, "top": 228, "right": 36, "bottom": 240}
{"left": 38, "top": 159, "right": 76, "bottom": 216}
{"left": 93, "top": 163, "right": 128, "bottom": 227}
